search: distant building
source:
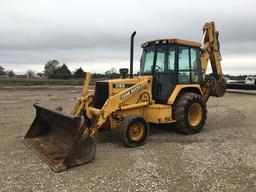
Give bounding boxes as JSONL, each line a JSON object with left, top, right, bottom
{"left": 16, "top": 74, "right": 27, "bottom": 78}
{"left": 0, "top": 74, "right": 9, "bottom": 78}
{"left": 35, "top": 73, "right": 46, "bottom": 78}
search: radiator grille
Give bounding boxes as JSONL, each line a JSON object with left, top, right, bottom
{"left": 93, "top": 82, "right": 109, "bottom": 109}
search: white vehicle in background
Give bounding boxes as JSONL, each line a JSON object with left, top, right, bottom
{"left": 226, "top": 78, "right": 238, "bottom": 84}
{"left": 245, "top": 76, "right": 256, "bottom": 85}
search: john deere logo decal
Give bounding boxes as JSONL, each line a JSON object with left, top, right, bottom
{"left": 120, "top": 85, "right": 142, "bottom": 100}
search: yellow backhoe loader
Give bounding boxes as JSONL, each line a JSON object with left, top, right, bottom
{"left": 23, "top": 22, "right": 226, "bottom": 172}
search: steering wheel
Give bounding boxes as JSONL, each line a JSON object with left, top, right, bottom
{"left": 155, "top": 64, "right": 163, "bottom": 72}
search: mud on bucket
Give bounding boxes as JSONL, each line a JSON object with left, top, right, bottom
{"left": 23, "top": 104, "right": 96, "bottom": 172}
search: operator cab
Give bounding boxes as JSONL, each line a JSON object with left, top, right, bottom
{"left": 140, "top": 39, "right": 203, "bottom": 104}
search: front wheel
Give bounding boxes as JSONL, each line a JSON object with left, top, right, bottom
{"left": 174, "top": 93, "right": 207, "bottom": 134}
{"left": 120, "top": 115, "right": 149, "bottom": 147}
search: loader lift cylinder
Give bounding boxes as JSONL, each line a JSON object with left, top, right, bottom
{"left": 130, "top": 31, "right": 136, "bottom": 78}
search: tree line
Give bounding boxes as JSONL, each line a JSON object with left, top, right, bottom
{"left": 44, "top": 60, "right": 85, "bottom": 79}
{"left": 0, "top": 66, "right": 15, "bottom": 78}
{"left": 44, "top": 60, "right": 120, "bottom": 79}
{"left": 0, "top": 60, "right": 120, "bottom": 79}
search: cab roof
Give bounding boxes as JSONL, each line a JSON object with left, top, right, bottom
{"left": 141, "top": 38, "right": 201, "bottom": 48}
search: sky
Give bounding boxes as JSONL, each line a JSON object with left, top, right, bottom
{"left": 0, "top": 0, "right": 256, "bottom": 75}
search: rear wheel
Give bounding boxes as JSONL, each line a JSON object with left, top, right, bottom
{"left": 174, "top": 93, "right": 207, "bottom": 134}
{"left": 120, "top": 115, "right": 149, "bottom": 147}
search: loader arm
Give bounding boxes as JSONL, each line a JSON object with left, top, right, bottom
{"left": 88, "top": 78, "right": 149, "bottom": 137}
{"left": 71, "top": 72, "right": 93, "bottom": 116}
{"left": 200, "top": 22, "right": 226, "bottom": 99}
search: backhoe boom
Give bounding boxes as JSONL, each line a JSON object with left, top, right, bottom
{"left": 200, "top": 22, "right": 226, "bottom": 99}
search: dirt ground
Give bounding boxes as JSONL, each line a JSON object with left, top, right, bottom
{"left": 0, "top": 86, "right": 255, "bottom": 192}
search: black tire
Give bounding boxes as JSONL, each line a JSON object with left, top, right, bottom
{"left": 174, "top": 92, "right": 207, "bottom": 134}
{"left": 120, "top": 115, "right": 149, "bottom": 147}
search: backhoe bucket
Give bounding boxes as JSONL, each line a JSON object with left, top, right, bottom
{"left": 23, "top": 104, "right": 96, "bottom": 172}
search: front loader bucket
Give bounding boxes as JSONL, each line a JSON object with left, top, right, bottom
{"left": 23, "top": 104, "right": 96, "bottom": 172}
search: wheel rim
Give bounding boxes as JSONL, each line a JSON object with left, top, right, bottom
{"left": 188, "top": 103, "right": 203, "bottom": 126}
{"left": 128, "top": 122, "right": 144, "bottom": 141}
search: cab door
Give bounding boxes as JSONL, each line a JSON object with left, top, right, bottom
{"left": 177, "top": 46, "right": 202, "bottom": 84}
{"left": 152, "top": 46, "right": 176, "bottom": 103}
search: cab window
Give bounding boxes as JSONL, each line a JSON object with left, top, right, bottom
{"left": 140, "top": 48, "right": 154, "bottom": 74}
{"left": 155, "top": 46, "right": 175, "bottom": 72}
{"left": 190, "top": 48, "right": 201, "bottom": 83}
{"left": 155, "top": 48, "right": 165, "bottom": 72}
{"left": 178, "top": 46, "right": 190, "bottom": 83}
{"left": 178, "top": 46, "right": 201, "bottom": 84}
{"left": 178, "top": 47, "right": 190, "bottom": 70}
{"left": 168, "top": 48, "right": 175, "bottom": 70}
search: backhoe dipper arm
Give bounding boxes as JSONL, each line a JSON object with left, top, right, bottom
{"left": 200, "top": 22, "right": 226, "bottom": 98}
{"left": 88, "top": 79, "right": 149, "bottom": 138}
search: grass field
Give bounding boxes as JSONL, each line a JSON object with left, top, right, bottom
{"left": 0, "top": 77, "right": 102, "bottom": 86}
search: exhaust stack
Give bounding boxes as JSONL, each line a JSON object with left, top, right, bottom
{"left": 130, "top": 31, "right": 136, "bottom": 78}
